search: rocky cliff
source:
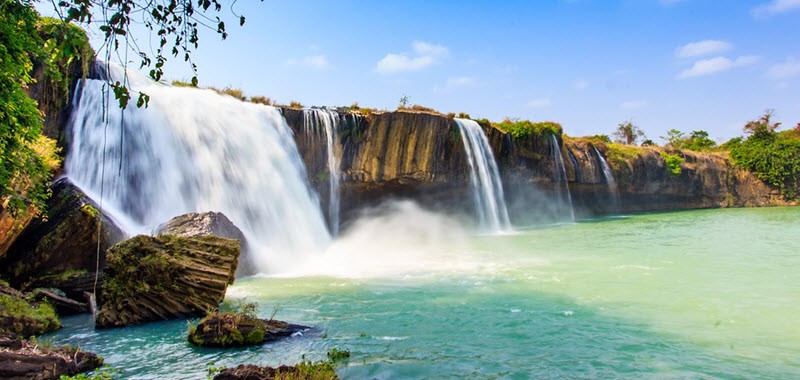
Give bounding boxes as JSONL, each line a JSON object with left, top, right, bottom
{"left": 282, "top": 108, "right": 789, "bottom": 225}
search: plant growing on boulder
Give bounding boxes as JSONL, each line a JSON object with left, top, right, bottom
{"left": 660, "top": 152, "right": 683, "bottom": 176}
{"left": 188, "top": 301, "right": 306, "bottom": 347}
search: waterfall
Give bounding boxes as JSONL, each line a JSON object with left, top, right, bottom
{"left": 550, "top": 135, "right": 575, "bottom": 221}
{"left": 454, "top": 118, "right": 511, "bottom": 232}
{"left": 302, "top": 108, "right": 341, "bottom": 236}
{"left": 567, "top": 150, "right": 581, "bottom": 183}
{"left": 593, "top": 146, "right": 620, "bottom": 211}
{"left": 65, "top": 64, "right": 331, "bottom": 274}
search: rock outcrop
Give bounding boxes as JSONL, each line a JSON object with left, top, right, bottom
{"left": 188, "top": 312, "right": 307, "bottom": 347}
{"left": 213, "top": 363, "right": 338, "bottom": 380}
{"left": 0, "top": 333, "right": 103, "bottom": 380}
{"left": 0, "top": 282, "right": 60, "bottom": 338}
{"left": 96, "top": 234, "right": 239, "bottom": 328}
{"left": 154, "top": 212, "right": 252, "bottom": 275}
{"left": 0, "top": 178, "right": 125, "bottom": 288}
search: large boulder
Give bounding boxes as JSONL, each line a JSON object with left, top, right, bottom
{"left": 0, "top": 333, "right": 103, "bottom": 380}
{"left": 0, "top": 178, "right": 125, "bottom": 287}
{"left": 96, "top": 234, "right": 239, "bottom": 328}
{"left": 154, "top": 212, "right": 253, "bottom": 275}
{"left": 213, "top": 363, "right": 338, "bottom": 380}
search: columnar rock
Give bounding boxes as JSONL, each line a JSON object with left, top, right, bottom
{"left": 0, "top": 178, "right": 125, "bottom": 287}
{"left": 96, "top": 234, "right": 239, "bottom": 328}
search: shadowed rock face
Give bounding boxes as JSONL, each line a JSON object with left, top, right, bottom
{"left": 0, "top": 333, "right": 103, "bottom": 380}
{"left": 0, "top": 178, "right": 125, "bottom": 288}
{"left": 283, "top": 109, "right": 789, "bottom": 223}
{"left": 96, "top": 234, "right": 239, "bottom": 328}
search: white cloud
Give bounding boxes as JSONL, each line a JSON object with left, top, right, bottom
{"left": 527, "top": 98, "right": 552, "bottom": 109}
{"left": 286, "top": 55, "right": 331, "bottom": 70}
{"left": 446, "top": 76, "right": 476, "bottom": 87}
{"left": 676, "top": 40, "right": 732, "bottom": 58}
{"left": 753, "top": 0, "right": 800, "bottom": 16}
{"left": 767, "top": 59, "right": 800, "bottom": 79}
{"left": 677, "top": 55, "right": 759, "bottom": 78}
{"left": 375, "top": 41, "right": 449, "bottom": 74}
{"left": 621, "top": 100, "right": 648, "bottom": 109}
{"left": 575, "top": 79, "right": 589, "bottom": 90}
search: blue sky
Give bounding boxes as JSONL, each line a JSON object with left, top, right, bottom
{"left": 42, "top": 0, "right": 800, "bottom": 141}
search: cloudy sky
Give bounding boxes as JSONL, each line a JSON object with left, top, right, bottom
{"left": 43, "top": 0, "right": 800, "bottom": 141}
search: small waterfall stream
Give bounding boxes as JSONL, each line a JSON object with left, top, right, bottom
{"left": 65, "top": 64, "right": 331, "bottom": 273}
{"left": 593, "top": 146, "right": 620, "bottom": 211}
{"left": 550, "top": 135, "right": 575, "bottom": 221}
{"left": 302, "top": 108, "right": 341, "bottom": 236}
{"left": 455, "top": 118, "right": 511, "bottom": 232}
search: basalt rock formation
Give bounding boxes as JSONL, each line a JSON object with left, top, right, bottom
{"left": 0, "top": 178, "right": 125, "bottom": 288}
{"left": 96, "top": 234, "right": 239, "bottom": 328}
{"left": 282, "top": 108, "right": 788, "bottom": 223}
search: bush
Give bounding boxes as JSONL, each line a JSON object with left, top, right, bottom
{"left": 494, "top": 118, "right": 562, "bottom": 139}
{"left": 660, "top": 152, "right": 683, "bottom": 176}
{"left": 289, "top": 100, "right": 303, "bottom": 109}
{"left": 250, "top": 96, "right": 275, "bottom": 106}
{"left": 731, "top": 132, "right": 800, "bottom": 199}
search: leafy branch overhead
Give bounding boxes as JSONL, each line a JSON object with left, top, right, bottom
{"left": 52, "top": 0, "right": 262, "bottom": 108}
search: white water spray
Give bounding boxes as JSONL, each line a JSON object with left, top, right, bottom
{"left": 302, "top": 108, "right": 341, "bottom": 236}
{"left": 550, "top": 135, "right": 575, "bottom": 221}
{"left": 65, "top": 64, "right": 331, "bottom": 274}
{"left": 455, "top": 118, "right": 511, "bottom": 232}
{"left": 593, "top": 146, "right": 620, "bottom": 210}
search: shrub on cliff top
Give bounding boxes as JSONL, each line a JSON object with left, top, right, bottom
{"left": 494, "top": 118, "right": 562, "bottom": 139}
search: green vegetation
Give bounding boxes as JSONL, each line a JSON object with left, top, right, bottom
{"left": 188, "top": 300, "right": 274, "bottom": 347}
{"left": 0, "top": 3, "right": 77, "bottom": 215}
{"left": 326, "top": 347, "right": 351, "bottom": 362}
{"left": 398, "top": 104, "right": 441, "bottom": 114}
{"left": 613, "top": 120, "right": 646, "bottom": 145}
{"left": 209, "top": 86, "right": 246, "bottom": 101}
{"left": 662, "top": 129, "right": 717, "bottom": 151}
{"left": 730, "top": 111, "right": 800, "bottom": 199}
{"left": 59, "top": 368, "right": 117, "bottom": 380}
{"left": 660, "top": 152, "right": 684, "bottom": 176}
{"left": 275, "top": 359, "right": 338, "bottom": 380}
{"left": 289, "top": 100, "right": 304, "bottom": 109}
{"left": 494, "top": 118, "right": 562, "bottom": 139}
{"left": 0, "top": 292, "right": 60, "bottom": 337}
{"left": 170, "top": 80, "right": 197, "bottom": 88}
{"left": 250, "top": 96, "right": 276, "bottom": 106}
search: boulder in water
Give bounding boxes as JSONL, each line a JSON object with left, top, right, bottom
{"left": 96, "top": 234, "right": 239, "bottom": 328}
{"left": 0, "top": 333, "right": 103, "bottom": 379}
{"left": 213, "top": 362, "right": 338, "bottom": 380}
{"left": 154, "top": 212, "right": 253, "bottom": 275}
{"left": 188, "top": 311, "right": 307, "bottom": 347}
{"left": 0, "top": 178, "right": 125, "bottom": 287}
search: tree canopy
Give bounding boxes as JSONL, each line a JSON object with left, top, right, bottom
{"left": 613, "top": 120, "right": 645, "bottom": 145}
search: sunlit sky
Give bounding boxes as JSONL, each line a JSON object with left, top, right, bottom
{"left": 40, "top": 0, "right": 800, "bottom": 141}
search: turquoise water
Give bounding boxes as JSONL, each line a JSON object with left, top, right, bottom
{"left": 48, "top": 207, "right": 800, "bottom": 379}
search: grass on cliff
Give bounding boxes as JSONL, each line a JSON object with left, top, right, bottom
{"left": 0, "top": 291, "right": 60, "bottom": 337}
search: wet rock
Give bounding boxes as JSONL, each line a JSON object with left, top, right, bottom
{"left": 0, "top": 334, "right": 103, "bottom": 380}
{"left": 154, "top": 212, "right": 252, "bottom": 275}
{"left": 96, "top": 234, "right": 239, "bottom": 328}
{"left": 0, "top": 178, "right": 125, "bottom": 287}
{"left": 25, "top": 270, "right": 98, "bottom": 302}
{"left": 213, "top": 363, "right": 338, "bottom": 380}
{"left": 31, "top": 289, "right": 88, "bottom": 316}
{"left": 188, "top": 312, "right": 308, "bottom": 348}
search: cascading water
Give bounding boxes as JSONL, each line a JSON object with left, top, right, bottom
{"left": 302, "top": 108, "right": 341, "bottom": 236}
{"left": 593, "top": 146, "right": 620, "bottom": 210}
{"left": 454, "top": 118, "right": 511, "bottom": 232}
{"left": 65, "top": 63, "right": 331, "bottom": 274}
{"left": 550, "top": 135, "right": 575, "bottom": 221}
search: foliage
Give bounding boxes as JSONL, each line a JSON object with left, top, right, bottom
{"left": 494, "top": 118, "right": 562, "bottom": 139}
{"left": 289, "top": 100, "right": 304, "bottom": 109}
{"left": 0, "top": 293, "right": 61, "bottom": 336}
{"left": 276, "top": 359, "right": 338, "bottom": 380}
{"left": 398, "top": 104, "right": 440, "bottom": 113}
{"left": 0, "top": 1, "right": 68, "bottom": 215}
{"left": 613, "top": 120, "right": 645, "bottom": 145}
{"left": 47, "top": 0, "right": 260, "bottom": 109}
{"left": 326, "top": 347, "right": 351, "bottom": 362}
{"left": 660, "top": 152, "right": 683, "bottom": 176}
{"left": 730, "top": 113, "right": 800, "bottom": 199}
{"left": 457, "top": 112, "right": 471, "bottom": 119}
{"left": 641, "top": 139, "right": 656, "bottom": 146}
{"left": 171, "top": 79, "right": 197, "bottom": 88}
{"left": 398, "top": 94, "right": 409, "bottom": 109}
{"left": 662, "top": 129, "right": 716, "bottom": 151}
{"left": 59, "top": 367, "right": 118, "bottom": 380}
{"left": 209, "top": 86, "right": 246, "bottom": 101}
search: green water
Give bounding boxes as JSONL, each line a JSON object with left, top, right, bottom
{"left": 48, "top": 207, "right": 800, "bottom": 379}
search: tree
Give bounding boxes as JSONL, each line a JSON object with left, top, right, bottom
{"left": 744, "top": 109, "right": 780, "bottom": 140}
{"left": 661, "top": 129, "right": 685, "bottom": 149}
{"left": 46, "top": 0, "right": 261, "bottom": 108}
{"left": 398, "top": 94, "right": 410, "bottom": 109}
{"left": 613, "top": 120, "right": 645, "bottom": 145}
